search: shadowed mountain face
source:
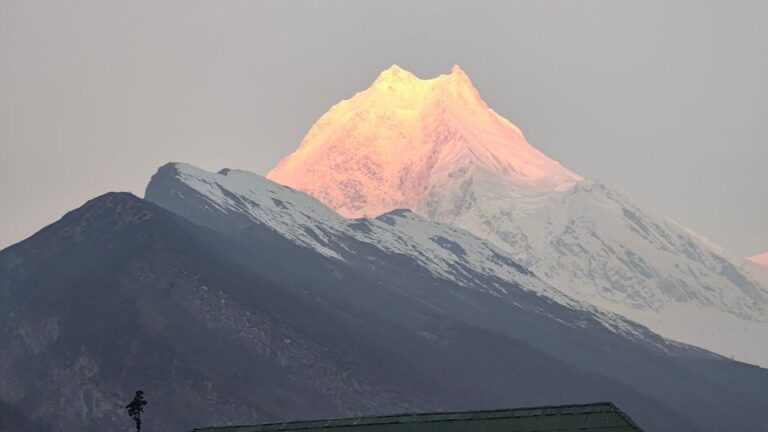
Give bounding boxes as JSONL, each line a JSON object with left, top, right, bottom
{"left": 0, "top": 400, "right": 50, "bottom": 432}
{"left": 1, "top": 187, "right": 767, "bottom": 432}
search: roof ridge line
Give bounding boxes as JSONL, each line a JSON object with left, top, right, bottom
{"left": 192, "top": 402, "right": 620, "bottom": 432}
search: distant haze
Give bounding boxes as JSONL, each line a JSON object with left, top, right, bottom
{"left": 1, "top": 0, "right": 766, "bottom": 255}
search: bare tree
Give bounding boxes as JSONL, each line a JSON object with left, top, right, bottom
{"left": 126, "top": 390, "right": 148, "bottom": 432}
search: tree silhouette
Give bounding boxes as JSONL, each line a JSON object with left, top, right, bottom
{"left": 126, "top": 390, "right": 148, "bottom": 432}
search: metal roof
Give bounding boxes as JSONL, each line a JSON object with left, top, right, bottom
{"left": 193, "top": 402, "right": 645, "bottom": 432}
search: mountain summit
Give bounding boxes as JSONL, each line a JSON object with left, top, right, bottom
{"left": 268, "top": 65, "right": 580, "bottom": 218}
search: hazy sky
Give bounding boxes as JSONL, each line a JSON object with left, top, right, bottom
{"left": 1, "top": 0, "right": 766, "bottom": 255}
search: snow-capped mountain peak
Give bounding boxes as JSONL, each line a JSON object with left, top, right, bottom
{"left": 372, "top": 64, "right": 477, "bottom": 100}
{"left": 264, "top": 66, "right": 768, "bottom": 367}
{"left": 267, "top": 65, "right": 581, "bottom": 218}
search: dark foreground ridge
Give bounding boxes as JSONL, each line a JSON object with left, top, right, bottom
{"left": 193, "top": 402, "right": 644, "bottom": 432}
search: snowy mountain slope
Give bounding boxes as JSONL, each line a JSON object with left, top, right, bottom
{"left": 266, "top": 65, "right": 768, "bottom": 366}
{"left": 422, "top": 176, "right": 768, "bottom": 317}
{"left": 420, "top": 173, "right": 768, "bottom": 365}
{"left": 146, "top": 163, "right": 654, "bottom": 343}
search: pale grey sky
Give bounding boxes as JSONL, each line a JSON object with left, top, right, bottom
{"left": 1, "top": 0, "right": 766, "bottom": 255}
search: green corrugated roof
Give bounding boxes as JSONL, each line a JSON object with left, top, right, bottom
{"left": 193, "top": 402, "right": 645, "bottom": 432}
